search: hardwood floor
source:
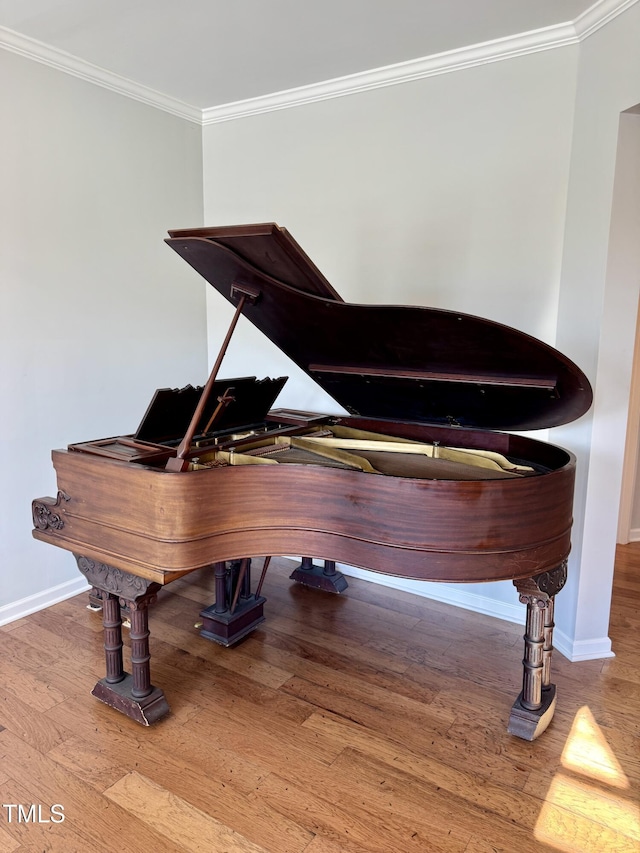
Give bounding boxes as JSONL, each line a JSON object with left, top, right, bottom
{"left": 0, "top": 547, "right": 638, "bottom": 852}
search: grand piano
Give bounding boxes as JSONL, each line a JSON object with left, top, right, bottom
{"left": 32, "top": 223, "right": 592, "bottom": 739}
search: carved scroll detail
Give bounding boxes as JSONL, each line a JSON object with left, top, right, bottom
{"left": 514, "top": 559, "right": 567, "bottom": 604}
{"left": 73, "top": 554, "right": 158, "bottom": 601}
{"left": 32, "top": 491, "right": 70, "bottom": 531}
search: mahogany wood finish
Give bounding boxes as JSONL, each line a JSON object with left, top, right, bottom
{"left": 33, "top": 420, "right": 575, "bottom": 585}
{"left": 32, "top": 414, "right": 573, "bottom": 732}
{"left": 31, "top": 223, "right": 593, "bottom": 735}
{"left": 166, "top": 228, "right": 592, "bottom": 431}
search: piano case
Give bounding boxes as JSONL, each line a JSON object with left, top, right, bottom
{"left": 32, "top": 223, "right": 592, "bottom": 737}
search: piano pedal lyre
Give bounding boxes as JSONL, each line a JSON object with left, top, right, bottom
{"left": 199, "top": 557, "right": 268, "bottom": 646}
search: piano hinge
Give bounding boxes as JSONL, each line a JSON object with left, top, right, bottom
{"left": 230, "top": 281, "right": 261, "bottom": 304}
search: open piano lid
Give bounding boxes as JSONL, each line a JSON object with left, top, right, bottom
{"left": 166, "top": 223, "right": 592, "bottom": 432}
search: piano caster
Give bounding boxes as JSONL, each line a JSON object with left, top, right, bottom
{"left": 74, "top": 556, "right": 170, "bottom": 725}
{"left": 508, "top": 564, "right": 566, "bottom": 740}
{"left": 199, "top": 559, "right": 266, "bottom": 646}
{"left": 290, "top": 557, "right": 348, "bottom": 593}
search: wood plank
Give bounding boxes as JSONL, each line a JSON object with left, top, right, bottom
{"left": 0, "top": 686, "right": 73, "bottom": 754}
{"left": 0, "top": 659, "right": 67, "bottom": 713}
{"left": 149, "top": 618, "right": 294, "bottom": 689}
{"left": 264, "top": 613, "right": 411, "bottom": 675}
{"left": 45, "top": 736, "right": 128, "bottom": 793}
{"left": 326, "top": 747, "right": 550, "bottom": 852}
{"left": 0, "top": 619, "right": 30, "bottom": 633}
{"left": 2, "top": 548, "right": 639, "bottom": 853}
{"left": 27, "top": 599, "right": 103, "bottom": 636}
{"left": 7, "top": 621, "right": 103, "bottom": 673}
{"left": 104, "top": 771, "right": 270, "bottom": 853}
{"left": 256, "top": 770, "right": 470, "bottom": 853}
{"left": 241, "top": 630, "right": 437, "bottom": 706}
{"left": 0, "top": 823, "right": 20, "bottom": 853}
{"left": 0, "top": 730, "right": 187, "bottom": 853}
{"left": 43, "top": 699, "right": 313, "bottom": 853}
{"left": 0, "top": 631, "right": 62, "bottom": 671}
{"left": 301, "top": 710, "right": 530, "bottom": 797}
{"left": 281, "top": 673, "right": 455, "bottom": 743}
{"left": 0, "top": 778, "right": 111, "bottom": 853}
{"left": 533, "top": 775, "right": 640, "bottom": 853}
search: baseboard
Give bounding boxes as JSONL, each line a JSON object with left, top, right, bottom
{"left": 338, "top": 563, "right": 615, "bottom": 662}
{"left": 554, "top": 630, "right": 615, "bottom": 662}
{"left": 4, "top": 565, "right": 613, "bottom": 662}
{"left": 337, "top": 563, "right": 525, "bottom": 624}
{"left": 628, "top": 527, "right": 640, "bottom": 542}
{"left": 0, "top": 577, "right": 90, "bottom": 627}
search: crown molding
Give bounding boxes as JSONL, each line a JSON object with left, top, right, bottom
{"left": 1, "top": 0, "right": 637, "bottom": 127}
{"left": 202, "top": 0, "right": 638, "bottom": 125}
{"left": 202, "top": 22, "right": 579, "bottom": 125}
{"left": 574, "top": 0, "right": 639, "bottom": 38}
{"left": 0, "top": 25, "right": 202, "bottom": 124}
{"left": 202, "top": 22, "right": 580, "bottom": 125}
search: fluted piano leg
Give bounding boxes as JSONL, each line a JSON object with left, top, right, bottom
{"left": 74, "top": 555, "right": 170, "bottom": 725}
{"left": 101, "top": 592, "right": 125, "bottom": 684}
{"left": 508, "top": 562, "right": 567, "bottom": 740}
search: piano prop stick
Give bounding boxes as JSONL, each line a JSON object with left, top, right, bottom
{"left": 32, "top": 223, "right": 592, "bottom": 738}
{"left": 165, "top": 281, "right": 261, "bottom": 471}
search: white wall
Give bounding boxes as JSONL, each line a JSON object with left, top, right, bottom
{"left": 0, "top": 50, "right": 205, "bottom": 619}
{"left": 202, "top": 47, "right": 580, "bottom": 628}
{"left": 554, "top": 3, "right": 640, "bottom": 658}
{"left": 613, "top": 113, "right": 640, "bottom": 537}
{"left": 5, "top": 4, "right": 639, "bottom": 662}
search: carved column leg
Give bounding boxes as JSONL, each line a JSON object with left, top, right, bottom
{"left": 200, "top": 560, "right": 266, "bottom": 647}
{"left": 91, "top": 586, "right": 169, "bottom": 725}
{"left": 508, "top": 562, "right": 566, "bottom": 741}
{"left": 73, "top": 555, "right": 170, "bottom": 726}
{"left": 128, "top": 597, "right": 154, "bottom": 699}
{"left": 101, "top": 592, "right": 125, "bottom": 684}
{"left": 520, "top": 597, "right": 547, "bottom": 711}
{"left": 289, "top": 556, "right": 348, "bottom": 593}
{"left": 542, "top": 596, "right": 555, "bottom": 692}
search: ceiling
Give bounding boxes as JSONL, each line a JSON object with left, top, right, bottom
{"left": 0, "top": 0, "right": 601, "bottom": 110}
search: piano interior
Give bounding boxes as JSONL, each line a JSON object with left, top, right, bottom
{"left": 189, "top": 421, "right": 538, "bottom": 480}
{"left": 67, "top": 375, "right": 545, "bottom": 481}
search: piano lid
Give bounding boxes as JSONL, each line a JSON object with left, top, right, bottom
{"left": 165, "top": 224, "right": 592, "bottom": 432}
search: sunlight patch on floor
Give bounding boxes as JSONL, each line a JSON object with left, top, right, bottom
{"left": 561, "top": 706, "right": 629, "bottom": 789}
{"left": 534, "top": 706, "right": 639, "bottom": 853}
